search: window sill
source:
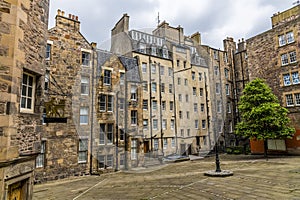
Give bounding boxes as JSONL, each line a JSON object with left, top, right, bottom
{"left": 78, "top": 161, "right": 87, "bottom": 164}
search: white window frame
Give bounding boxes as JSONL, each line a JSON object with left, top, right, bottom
{"left": 162, "top": 119, "right": 167, "bottom": 130}
{"left": 283, "top": 74, "right": 291, "bottom": 86}
{"left": 286, "top": 31, "right": 294, "bottom": 44}
{"left": 153, "top": 138, "right": 159, "bottom": 150}
{"left": 281, "top": 53, "right": 289, "bottom": 66}
{"left": 131, "top": 110, "right": 137, "bottom": 125}
{"left": 81, "top": 49, "right": 91, "bottom": 66}
{"left": 295, "top": 93, "right": 300, "bottom": 106}
{"left": 143, "top": 119, "right": 148, "bottom": 130}
{"left": 142, "top": 63, "right": 147, "bottom": 73}
{"left": 195, "top": 120, "right": 199, "bottom": 129}
{"left": 163, "top": 138, "right": 167, "bottom": 149}
{"left": 153, "top": 119, "right": 158, "bottom": 130}
{"left": 171, "top": 119, "right": 174, "bottom": 130}
{"left": 81, "top": 76, "right": 89, "bottom": 95}
{"left": 286, "top": 94, "right": 294, "bottom": 107}
{"left": 36, "top": 140, "right": 46, "bottom": 168}
{"left": 131, "top": 139, "right": 137, "bottom": 160}
{"left": 289, "top": 51, "right": 297, "bottom": 63}
{"left": 292, "top": 72, "right": 299, "bottom": 84}
{"left": 152, "top": 82, "right": 157, "bottom": 93}
{"left": 80, "top": 107, "right": 89, "bottom": 125}
{"left": 103, "top": 69, "right": 112, "bottom": 85}
{"left": 20, "top": 72, "right": 36, "bottom": 113}
{"left": 107, "top": 124, "right": 114, "bottom": 144}
{"left": 171, "top": 138, "right": 175, "bottom": 148}
{"left": 278, "top": 34, "right": 286, "bottom": 46}
{"left": 152, "top": 100, "right": 157, "bottom": 111}
{"left": 78, "top": 139, "right": 88, "bottom": 163}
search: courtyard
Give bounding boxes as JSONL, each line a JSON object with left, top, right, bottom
{"left": 33, "top": 155, "right": 300, "bottom": 200}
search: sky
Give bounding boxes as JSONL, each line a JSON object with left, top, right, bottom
{"left": 48, "top": 0, "right": 297, "bottom": 50}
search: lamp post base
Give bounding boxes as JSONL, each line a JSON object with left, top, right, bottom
{"left": 204, "top": 170, "right": 233, "bottom": 177}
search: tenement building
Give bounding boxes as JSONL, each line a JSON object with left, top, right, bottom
{"left": 111, "top": 14, "right": 213, "bottom": 157}
{"left": 0, "top": 0, "right": 49, "bottom": 198}
{"left": 247, "top": 4, "right": 300, "bottom": 154}
{"left": 35, "top": 10, "right": 97, "bottom": 182}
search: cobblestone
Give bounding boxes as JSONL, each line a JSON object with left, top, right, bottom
{"left": 33, "top": 155, "right": 300, "bottom": 200}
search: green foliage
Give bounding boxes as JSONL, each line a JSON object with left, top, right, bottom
{"left": 236, "top": 78, "right": 295, "bottom": 140}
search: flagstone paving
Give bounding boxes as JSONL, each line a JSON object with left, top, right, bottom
{"left": 33, "top": 155, "right": 300, "bottom": 200}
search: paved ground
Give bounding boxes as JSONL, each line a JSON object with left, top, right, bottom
{"left": 33, "top": 155, "right": 300, "bottom": 200}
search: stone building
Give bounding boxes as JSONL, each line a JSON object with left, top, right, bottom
{"left": 0, "top": 0, "right": 49, "bottom": 198}
{"left": 247, "top": 5, "right": 300, "bottom": 154}
{"left": 34, "top": 10, "right": 97, "bottom": 182}
{"left": 95, "top": 50, "right": 142, "bottom": 171}
{"left": 111, "top": 14, "right": 213, "bottom": 157}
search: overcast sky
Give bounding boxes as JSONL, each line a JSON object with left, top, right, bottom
{"left": 49, "top": 0, "right": 296, "bottom": 50}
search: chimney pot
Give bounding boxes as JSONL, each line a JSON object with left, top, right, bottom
{"left": 75, "top": 16, "right": 78, "bottom": 21}
{"left": 72, "top": 15, "right": 75, "bottom": 20}
{"left": 57, "top": 9, "right": 61, "bottom": 16}
{"left": 69, "top": 14, "right": 72, "bottom": 18}
{"left": 61, "top": 11, "right": 65, "bottom": 16}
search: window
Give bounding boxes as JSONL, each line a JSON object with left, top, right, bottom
{"left": 80, "top": 107, "right": 89, "bottom": 125}
{"left": 82, "top": 51, "right": 90, "bottom": 66}
{"left": 154, "top": 138, "right": 159, "bottom": 150}
{"left": 201, "top": 104, "right": 205, "bottom": 112}
{"left": 151, "top": 64, "right": 156, "bottom": 74}
{"left": 216, "top": 83, "right": 220, "bottom": 94}
{"left": 179, "top": 111, "right": 182, "bottom": 119}
{"left": 183, "top": 61, "right": 187, "bottom": 68}
{"left": 143, "top": 81, "right": 148, "bottom": 92}
{"left": 103, "top": 70, "right": 112, "bottom": 85}
{"left": 100, "top": 124, "right": 105, "bottom": 145}
{"left": 177, "top": 60, "right": 180, "bottom": 67}
{"left": 143, "top": 119, "right": 148, "bottom": 130}
{"left": 292, "top": 72, "right": 299, "bottom": 84}
{"left": 168, "top": 68, "right": 173, "bottom": 76}
{"left": 278, "top": 34, "right": 286, "bottom": 46}
{"left": 120, "top": 154, "right": 125, "bottom": 166}
{"left": 98, "top": 155, "right": 105, "bottom": 168}
{"left": 227, "top": 102, "right": 231, "bottom": 113}
{"left": 163, "top": 138, "right": 167, "bottom": 149}
{"left": 214, "top": 66, "right": 219, "bottom": 76}
{"left": 169, "top": 84, "right": 173, "bottom": 93}
{"left": 152, "top": 100, "right": 157, "bottom": 110}
{"left": 194, "top": 103, "right": 198, "bottom": 112}
{"left": 202, "top": 120, "right": 206, "bottom": 129}
{"left": 170, "top": 101, "right": 174, "bottom": 111}
{"left": 283, "top": 74, "right": 291, "bottom": 86}
{"left": 107, "top": 95, "right": 113, "bottom": 112}
{"left": 286, "top": 31, "right": 294, "bottom": 44}
{"left": 281, "top": 53, "right": 289, "bottom": 66}
{"left": 193, "top": 87, "right": 197, "bottom": 96}
{"left": 80, "top": 76, "right": 89, "bottom": 95}
{"left": 161, "top": 83, "right": 165, "bottom": 93}
{"left": 180, "top": 129, "right": 184, "bottom": 137}
{"left": 78, "top": 139, "right": 88, "bottom": 163}
{"left": 107, "top": 154, "right": 113, "bottom": 167}
{"left": 217, "top": 100, "right": 222, "bottom": 113}
{"left": 186, "top": 111, "right": 190, "bottom": 119}
{"left": 99, "top": 94, "right": 106, "bottom": 111}
{"left": 295, "top": 93, "right": 300, "bottom": 105}
{"left": 289, "top": 51, "right": 297, "bottom": 63}
{"left": 120, "top": 72, "right": 125, "bottom": 85}
{"left": 171, "top": 119, "right": 174, "bottom": 130}
{"left": 179, "top": 94, "right": 182, "bottom": 101}
{"left": 107, "top": 124, "right": 113, "bottom": 144}
{"left": 46, "top": 44, "right": 51, "bottom": 60}
{"left": 143, "top": 100, "right": 148, "bottom": 110}
{"left": 198, "top": 73, "right": 202, "bottom": 81}
{"left": 142, "top": 63, "right": 147, "bottom": 73}
{"left": 286, "top": 94, "right": 294, "bottom": 106}
{"left": 36, "top": 141, "right": 46, "bottom": 168}
{"left": 99, "top": 94, "right": 113, "bottom": 112}
{"left": 178, "top": 77, "right": 181, "bottom": 85}
{"left": 130, "top": 86, "right": 137, "bottom": 101}
{"left": 131, "top": 110, "right": 137, "bottom": 125}
{"left": 131, "top": 139, "right": 137, "bottom": 160}
{"left": 195, "top": 120, "right": 199, "bottom": 129}
{"left": 225, "top": 84, "right": 230, "bottom": 95}
{"left": 119, "top": 98, "right": 124, "bottom": 110}
{"left": 162, "top": 119, "right": 167, "bottom": 130}
{"left": 184, "top": 79, "right": 188, "bottom": 86}
{"left": 192, "top": 72, "right": 195, "bottom": 80}
{"left": 45, "top": 70, "right": 49, "bottom": 91}
{"left": 162, "top": 101, "right": 166, "bottom": 110}
{"left": 200, "top": 88, "right": 204, "bottom": 97}
{"left": 185, "top": 94, "right": 189, "bottom": 102}
{"left": 153, "top": 119, "right": 158, "bottom": 130}
{"left": 163, "top": 46, "right": 168, "bottom": 58}
{"left": 151, "top": 46, "right": 157, "bottom": 56}
{"left": 187, "top": 129, "right": 190, "bottom": 137}
{"left": 213, "top": 50, "right": 219, "bottom": 60}
{"left": 21, "top": 73, "right": 35, "bottom": 112}
{"left": 224, "top": 68, "right": 229, "bottom": 79}
{"left": 160, "top": 65, "right": 164, "bottom": 75}
{"left": 139, "top": 43, "right": 146, "bottom": 53}
{"left": 152, "top": 82, "right": 157, "bottom": 92}
{"left": 171, "top": 138, "right": 175, "bottom": 148}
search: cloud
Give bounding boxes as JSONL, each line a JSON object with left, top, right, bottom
{"left": 49, "top": 0, "right": 295, "bottom": 49}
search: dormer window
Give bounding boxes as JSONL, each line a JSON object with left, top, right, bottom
{"left": 139, "top": 42, "right": 146, "bottom": 53}
{"left": 162, "top": 46, "right": 168, "bottom": 59}
{"left": 151, "top": 46, "right": 157, "bottom": 56}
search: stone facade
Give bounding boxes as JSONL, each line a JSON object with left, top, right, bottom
{"left": 0, "top": 0, "right": 49, "bottom": 198}
{"left": 247, "top": 5, "right": 300, "bottom": 154}
{"left": 34, "top": 10, "right": 97, "bottom": 183}
{"left": 111, "top": 15, "right": 213, "bottom": 158}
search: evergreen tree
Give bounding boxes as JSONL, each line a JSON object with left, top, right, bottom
{"left": 236, "top": 78, "right": 295, "bottom": 158}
